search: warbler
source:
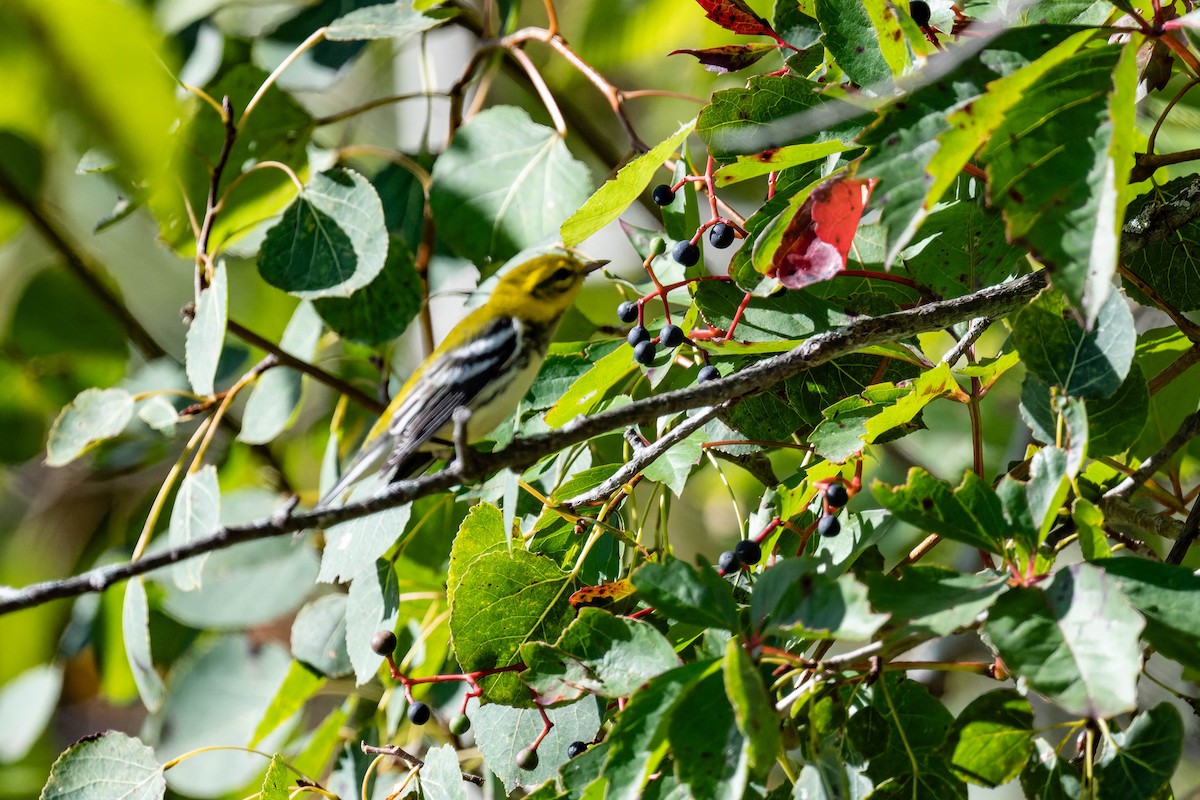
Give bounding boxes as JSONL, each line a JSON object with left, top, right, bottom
{"left": 322, "top": 252, "right": 607, "bottom": 503}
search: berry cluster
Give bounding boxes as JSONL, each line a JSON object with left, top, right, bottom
{"left": 615, "top": 294, "right": 720, "bottom": 381}
{"left": 717, "top": 538, "right": 763, "bottom": 574}
{"left": 817, "top": 482, "right": 850, "bottom": 538}
{"left": 651, "top": 180, "right": 741, "bottom": 269}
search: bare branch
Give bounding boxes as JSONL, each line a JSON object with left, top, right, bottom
{"left": 1104, "top": 411, "right": 1200, "bottom": 501}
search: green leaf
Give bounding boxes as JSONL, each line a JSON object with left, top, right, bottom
{"left": 345, "top": 560, "right": 400, "bottom": 685}
{"left": 240, "top": 301, "right": 323, "bottom": 445}
{"left": 696, "top": 75, "right": 860, "bottom": 160}
{"left": 429, "top": 106, "right": 591, "bottom": 267}
{"left": 631, "top": 558, "right": 738, "bottom": 631}
{"left": 0, "top": 665, "right": 62, "bottom": 762}
{"left": 602, "top": 661, "right": 721, "bottom": 800}
{"left": 1026, "top": 446, "right": 1070, "bottom": 542}
{"left": 670, "top": 43, "right": 779, "bottom": 74}
{"left": 693, "top": 277, "right": 850, "bottom": 342}
{"left": 641, "top": 427, "right": 706, "bottom": 497}
{"left": 1097, "top": 557, "right": 1200, "bottom": 667}
{"left": 944, "top": 689, "right": 1034, "bottom": 787}
{"left": 45, "top": 387, "right": 134, "bottom": 466}
{"left": 1085, "top": 363, "right": 1148, "bottom": 456}
{"left": 816, "top": 0, "right": 892, "bottom": 88}
{"left": 1094, "top": 703, "right": 1183, "bottom": 799}
{"left": 474, "top": 700, "right": 600, "bottom": 793}
{"left": 40, "top": 731, "right": 164, "bottom": 800}
{"left": 1019, "top": 378, "right": 1089, "bottom": 474}
{"left": 750, "top": 558, "right": 886, "bottom": 640}
{"left": 168, "top": 465, "right": 220, "bottom": 591}
{"left": 249, "top": 660, "right": 325, "bottom": 748}
{"left": 260, "top": 754, "right": 289, "bottom": 800}
{"left": 1010, "top": 287, "right": 1135, "bottom": 399}
{"left": 904, "top": 200, "right": 1030, "bottom": 299}
{"left": 122, "top": 578, "right": 164, "bottom": 714}
{"left": 863, "top": 363, "right": 967, "bottom": 440}
{"left": 1124, "top": 197, "right": 1200, "bottom": 313}
{"left": 872, "top": 468, "right": 1006, "bottom": 554}
{"left": 561, "top": 119, "right": 693, "bottom": 247}
{"left": 312, "top": 235, "right": 423, "bottom": 346}
{"left": 447, "top": 502, "right": 509, "bottom": 595}
{"left": 186, "top": 259, "right": 227, "bottom": 396}
{"left": 1020, "top": 739, "right": 1082, "bottom": 800}
{"left": 290, "top": 593, "right": 351, "bottom": 678}
{"left": 669, "top": 669, "right": 747, "bottom": 798}
{"left": 545, "top": 344, "right": 638, "bottom": 427}
{"left": 983, "top": 563, "right": 1143, "bottom": 717}
{"left": 258, "top": 168, "right": 388, "bottom": 300}
{"left": 420, "top": 744, "right": 469, "bottom": 800}
{"left": 712, "top": 140, "right": 847, "bottom": 187}
{"left": 318, "top": 473, "right": 412, "bottom": 583}
{"left": 866, "top": 566, "right": 1008, "bottom": 639}
{"left": 722, "top": 638, "right": 779, "bottom": 780}
{"left": 450, "top": 549, "right": 574, "bottom": 706}
{"left": 325, "top": 1, "right": 458, "bottom": 40}
{"left": 981, "top": 43, "right": 1136, "bottom": 322}
{"left": 861, "top": 676, "right": 963, "bottom": 798}
{"left": 521, "top": 608, "right": 680, "bottom": 702}
{"left": 1073, "top": 497, "right": 1112, "bottom": 561}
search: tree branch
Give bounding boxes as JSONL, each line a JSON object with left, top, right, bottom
{"left": 1103, "top": 411, "right": 1200, "bottom": 501}
{"left": 0, "top": 270, "right": 1048, "bottom": 616}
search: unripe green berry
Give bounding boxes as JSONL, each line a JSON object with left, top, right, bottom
{"left": 449, "top": 713, "right": 471, "bottom": 735}
{"left": 516, "top": 747, "right": 539, "bottom": 770}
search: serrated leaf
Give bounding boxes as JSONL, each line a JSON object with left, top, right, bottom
{"left": 260, "top": 754, "right": 289, "bottom": 800}
{"left": 258, "top": 168, "right": 387, "bottom": 300}
{"left": 944, "top": 689, "right": 1034, "bottom": 787}
{"left": 420, "top": 744, "right": 469, "bottom": 800}
{"left": 1021, "top": 739, "right": 1082, "bottom": 800}
{"left": 1085, "top": 363, "right": 1148, "bottom": 455}
{"left": 544, "top": 345, "right": 637, "bottom": 427}
{"left": 1010, "top": 287, "right": 1135, "bottom": 399}
{"left": 40, "top": 731, "right": 164, "bottom": 800}
{"left": 816, "top": 0, "right": 891, "bottom": 88}
{"left": 450, "top": 549, "right": 574, "bottom": 706}
{"left": 983, "top": 563, "right": 1142, "bottom": 718}
{"left": 290, "top": 593, "right": 351, "bottom": 678}
{"left": 429, "top": 106, "right": 591, "bottom": 267}
{"left": 669, "top": 668, "right": 748, "bottom": 798}
{"left": 712, "top": 140, "right": 847, "bottom": 187}
{"left": 168, "top": 465, "right": 220, "bottom": 591}
{"left": 239, "top": 301, "right": 323, "bottom": 445}
{"left": 631, "top": 558, "right": 738, "bottom": 631}
{"left": 561, "top": 119, "right": 693, "bottom": 247}
{"left": 641, "top": 428, "right": 705, "bottom": 497}
{"left": 325, "top": 1, "right": 458, "bottom": 40}
{"left": 185, "top": 260, "right": 227, "bottom": 396}
{"left": 521, "top": 608, "right": 680, "bottom": 703}
{"left": 981, "top": 43, "right": 1136, "bottom": 322}
{"left": 45, "top": 387, "right": 134, "bottom": 466}
{"left": 696, "top": 75, "right": 859, "bottom": 159}
{"left": 873, "top": 468, "right": 1006, "bottom": 554}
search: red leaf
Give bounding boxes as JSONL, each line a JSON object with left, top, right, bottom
{"left": 773, "top": 177, "right": 875, "bottom": 290}
{"left": 693, "top": 0, "right": 779, "bottom": 38}
{"left": 669, "top": 44, "right": 777, "bottom": 74}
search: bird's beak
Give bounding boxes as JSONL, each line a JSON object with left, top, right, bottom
{"left": 583, "top": 259, "right": 610, "bottom": 274}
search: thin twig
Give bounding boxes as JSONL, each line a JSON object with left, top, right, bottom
{"left": 360, "top": 742, "right": 484, "bottom": 786}
{"left": 1104, "top": 411, "right": 1200, "bottom": 501}
{"left": 1165, "top": 494, "right": 1200, "bottom": 563}
{"left": 941, "top": 317, "right": 991, "bottom": 366}
{"left": 0, "top": 271, "right": 1050, "bottom": 615}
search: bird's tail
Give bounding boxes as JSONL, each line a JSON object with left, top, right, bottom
{"left": 316, "top": 441, "right": 437, "bottom": 509}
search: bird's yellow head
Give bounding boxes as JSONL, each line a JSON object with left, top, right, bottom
{"left": 488, "top": 253, "right": 607, "bottom": 324}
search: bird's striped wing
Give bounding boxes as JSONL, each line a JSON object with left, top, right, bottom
{"left": 383, "top": 315, "right": 521, "bottom": 474}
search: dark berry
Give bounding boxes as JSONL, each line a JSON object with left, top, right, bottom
{"left": 825, "top": 483, "right": 849, "bottom": 508}
{"left": 617, "top": 301, "right": 639, "bottom": 324}
{"left": 634, "top": 340, "right": 657, "bottom": 365}
{"left": 652, "top": 184, "right": 676, "bottom": 206}
{"left": 449, "top": 713, "right": 471, "bottom": 735}
{"left": 370, "top": 630, "right": 397, "bottom": 657}
{"left": 709, "top": 222, "right": 735, "bottom": 249}
{"left": 697, "top": 365, "right": 720, "bottom": 383}
{"left": 910, "top": 0, "right": 931, "bottom": 27}
{"left": 817, "top": 514, "right": 841, "bottom": 538}
{"left": 660, "top": 324, "right": 684, "bottom": 348}
{"left": 567, "top": 741, "right": 588, "bottom": 759}
{"left": 627, "top": 325, "right": 650, "bottom": 347}
{"left": 408, "top": 701, "right": 431, "bottom": 725}
{"left": 672, "top": 240, "right": 700, "bottom": 266}
{"left": 734, "top": 539, "right": 762, "bottom": 565}
{"left": 516, "top": 748, "right": 539, "bottom": 770}
{"left": 718, "top": 550, "right": 740, "bottom": 573}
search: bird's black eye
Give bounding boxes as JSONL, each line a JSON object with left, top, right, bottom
{"left": 552, "top": 267, "right": 573, "bottom": 282}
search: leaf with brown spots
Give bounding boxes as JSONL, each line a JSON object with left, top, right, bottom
{"left": 771, "top": 176, "right": 875, "bottom": 290}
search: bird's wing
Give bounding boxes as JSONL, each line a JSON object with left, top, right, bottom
{"left": 383, "top": 314, "right": 521, "bottom": 473}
